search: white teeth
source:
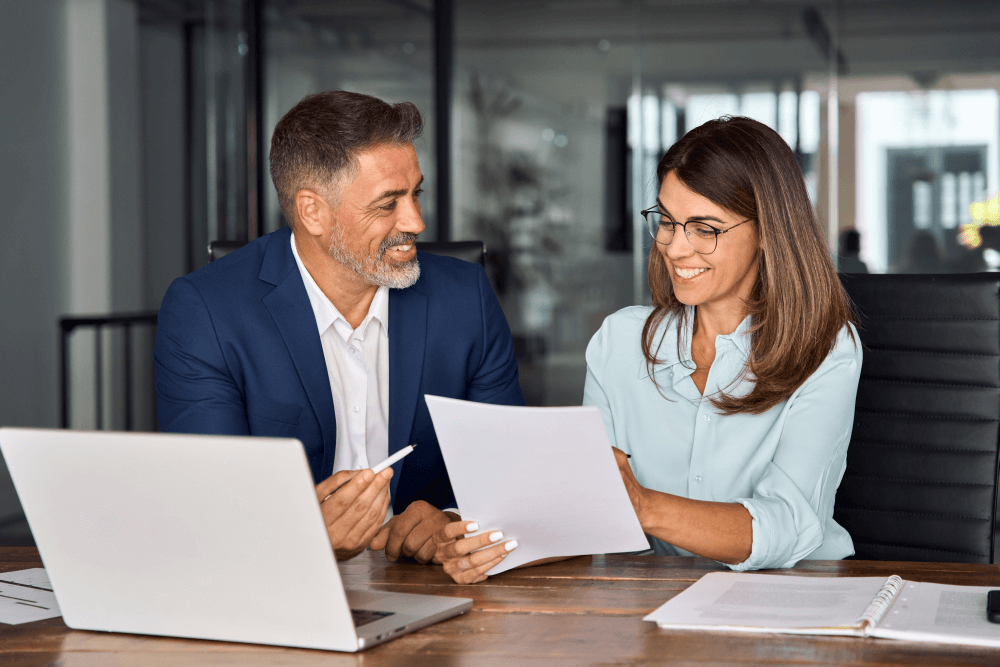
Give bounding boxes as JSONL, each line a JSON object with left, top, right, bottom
{"left": 391, "top": 244, "right": 413, "bottom": 251}
{"left": 675, "top": 267, "right": 708, "bottom": 279}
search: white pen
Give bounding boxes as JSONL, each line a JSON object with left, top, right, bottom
{"left": 321, "top": 445, "right": 417, "bottom": 503}
{"left": 371, "top": 444, "right": 417, "bottom": 474}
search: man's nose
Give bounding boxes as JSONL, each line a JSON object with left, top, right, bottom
{"left": 396, "top": 197, "right": 425, "bottom": 235}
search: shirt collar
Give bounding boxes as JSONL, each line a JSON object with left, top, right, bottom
{"left": 638, "top": 306, "right": 752, "bottom": 378}
{"left": 290, "top": 233, "right": 389, "bottom": 340}
{"left": 718, "top": 312, "right": 753, "bottom": 356}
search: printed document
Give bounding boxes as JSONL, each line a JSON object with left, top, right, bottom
{"left": 0, "top": 568, "right": 62, "bottom": 624}
{"left": 425, "top": 395, "right": 649, "bottom": 574}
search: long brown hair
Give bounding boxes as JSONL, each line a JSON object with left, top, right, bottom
{"left": 641, "top": 116, "right": 855, "bottom": 415}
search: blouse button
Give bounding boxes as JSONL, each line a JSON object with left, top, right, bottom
{"left": 694, "top": 475, "right": 702, "bottom": 483}
{"left": 703, "top": 415, "right": 710, "bottom": 422}
{"left": 353, "top": 405, "right": 360, "bottom": 413}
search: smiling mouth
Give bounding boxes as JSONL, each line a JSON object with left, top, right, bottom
{"left": 378, "top": 233, "right": 419, "bottom": 260}
{"left": 674, "top": 267, "right": 709, "bottom": 280}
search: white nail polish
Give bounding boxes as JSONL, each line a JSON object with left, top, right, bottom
{"left": 489, "top": 531, "right": 503, "bottom": 542}
{"left": 505, "top": 540, "right": 519, "bottom": 551}
{"left": 466, "top": 522, "right": 479, "bottom": 532}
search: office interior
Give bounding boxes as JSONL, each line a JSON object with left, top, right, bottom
{"left": 1, "top": 0, "right": 998, "bottom": 547}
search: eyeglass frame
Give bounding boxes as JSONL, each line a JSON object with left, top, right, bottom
{"left": 640, "top": 207, "right": 755, "bottom": 255}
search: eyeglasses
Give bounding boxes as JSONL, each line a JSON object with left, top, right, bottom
{"left": 641, "top": 208, "right": 754, "bottom": 255}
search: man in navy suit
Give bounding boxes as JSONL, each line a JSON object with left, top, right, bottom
{"left": 154, "top": 91, "right": 524, "bottom": 578}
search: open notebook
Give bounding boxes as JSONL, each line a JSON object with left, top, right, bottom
{"left": 644, "top": 572, "right": 1000, "bottom": 648}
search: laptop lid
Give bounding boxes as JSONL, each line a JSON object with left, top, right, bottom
{"left": 0, "top": 428, "right": 468, "bottom": 651}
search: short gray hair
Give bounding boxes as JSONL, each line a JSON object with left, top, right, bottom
{"left": 269, "top": 90, "right": 423, "bottom": 226}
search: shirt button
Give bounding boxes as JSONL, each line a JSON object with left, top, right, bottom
{"left": 694, "top": 475, "right": 702, "bottom": 483}
{"left": 703, "top": 415, "right": 710, "bottom": 422}
{"left": 352, "top": 405, "right": 360, "bottom": 413}
{"left": 349, "top": 347, "right": 356, "bottom": 354}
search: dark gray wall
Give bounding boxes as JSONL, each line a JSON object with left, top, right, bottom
{"left": 0, "top": 0, "right": 70, "bottom": 531}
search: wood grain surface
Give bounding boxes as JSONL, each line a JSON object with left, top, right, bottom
{"left": 2, "top": 547, "right": 1000, "bottom": 666}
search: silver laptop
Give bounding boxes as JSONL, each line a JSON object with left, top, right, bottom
{"left": 0, "top": 428, "right": 472, "bottom": 651}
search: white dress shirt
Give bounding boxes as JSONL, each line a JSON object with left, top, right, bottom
{"left": 291, "top": 236, "right": 391, "bottom": 478}
{"left": 291, "top": 235, "right": 460, "bottom": 520}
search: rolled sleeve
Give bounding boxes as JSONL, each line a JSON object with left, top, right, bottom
{"left": 727, "top": 342, "right": 860, "bottom": 571}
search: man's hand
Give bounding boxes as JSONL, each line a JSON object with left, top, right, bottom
{"left": 368, "top": 500, "right": 453, "bottom": 563}
{"left": 315, "top": 467, "right": 392, "bottom": 562}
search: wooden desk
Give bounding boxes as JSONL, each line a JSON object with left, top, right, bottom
{"left": 2, "top": 547, "right": 999, "bottom": 666}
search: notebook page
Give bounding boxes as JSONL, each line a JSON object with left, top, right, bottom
{"left": 644, "top": 572, "right": 890, "bottom": 635}
{"left": 871, "top": 581, "right": 1000, "bottom": 648}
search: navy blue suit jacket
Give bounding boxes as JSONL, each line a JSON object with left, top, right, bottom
{"left": 153, "top": 226, "right": 525, "bottom": 512}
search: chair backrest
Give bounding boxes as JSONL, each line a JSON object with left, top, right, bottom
{"left": 416, "top": 241, "right": 486, "bottom": 266}
{"left": 208, "top": 239, "right": 486, "bottom": 266}
{"left": 208, "top": 240, "right": 245, "bottom": 262}
{"left": 835, "top": 273, "right": 1000, "bottom": 564}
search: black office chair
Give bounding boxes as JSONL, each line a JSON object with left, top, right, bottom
{"left": 208, "top": 239, "right": 485, "bottom": 266}
{"left": 208, "top": 240, "right": 244, "bottom": 262}
{"left": 416, "top": 240, "right": 485, "bottom": 266}
{"left": 834, "top": 273, "right": 1000, "bottom": 564}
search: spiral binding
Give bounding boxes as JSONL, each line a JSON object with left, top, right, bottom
{"left": 858, "top": 575, "right": 905, "bottom": 632}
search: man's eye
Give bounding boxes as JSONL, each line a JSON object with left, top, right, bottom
{"left": 380, "top": 201, "right": 397, "bottom": 212}
{"left": 414, "top": 188, "right": 424, "bottom": 198}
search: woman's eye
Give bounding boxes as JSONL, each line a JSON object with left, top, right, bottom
{"left": 414, "top": 188, "right": 424, "bottom": 198}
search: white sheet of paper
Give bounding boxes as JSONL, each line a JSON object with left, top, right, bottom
{"left": 0, "top": 568, "right": 62, "bottom": 624}
{"left": 425, "top": 395, "right": 649, "bottom": 574}
{"left": 0, "top": 568, "right": 52, "bottom": 590}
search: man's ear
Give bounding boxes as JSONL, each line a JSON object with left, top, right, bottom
{"left": 294, "top": 189, "right": 330, "bottom": 236}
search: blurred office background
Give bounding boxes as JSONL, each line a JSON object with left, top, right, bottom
{"left": 1, "top": 0, "right": 999, "bottom": 544}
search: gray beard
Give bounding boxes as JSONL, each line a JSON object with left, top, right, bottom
{"left": 327, "top": 229, "right": 421, "bottom": 289}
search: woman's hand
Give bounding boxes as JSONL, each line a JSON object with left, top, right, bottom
{"left": 613, "top": 447, "right": 648, "bottom": 525}
{"left": 433, "top": 521, "right": 518, "bottom": 584}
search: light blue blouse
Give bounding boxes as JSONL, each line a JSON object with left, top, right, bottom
{"left": 583, "top": 306, "right": 862, "bottom": 571}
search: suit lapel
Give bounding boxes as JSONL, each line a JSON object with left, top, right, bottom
{"left": 260, "top": 228, "right": 339, "bottom": 478}
{"left": 388, "top": 286, "right": 427, "bottom": 499}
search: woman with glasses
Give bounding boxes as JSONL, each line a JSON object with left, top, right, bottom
{"left": 584, "top": 116, "right": 861, "bottom": 570}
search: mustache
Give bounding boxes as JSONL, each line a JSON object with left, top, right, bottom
{"left": 378, "top": 233, "right": 419, "bottom": 257}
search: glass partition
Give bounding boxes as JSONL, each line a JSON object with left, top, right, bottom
{"left": 161, "top": 0, "right": 1000, "bottom": 405}
{"left": 263, "top": 0, "right": 436, "bottom": 237}
{"left": 453, "top": 0, "right": 840, "bottom": 405}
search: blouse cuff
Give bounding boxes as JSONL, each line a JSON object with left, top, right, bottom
{"left": 727, "top": 499, "right": 767, "bottom": 572}
{"left": 727, "top": 497, "right": 824, "bottom": 571}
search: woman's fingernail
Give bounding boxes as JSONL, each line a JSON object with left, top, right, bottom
{"left": 466, "top": 522, "right": 479, "bottom": 532}
{"left": 505, "top": 540, "right": 519, "bottom": 551}
{"left": 489, "top": 531, "right": 503, "bottom": 542}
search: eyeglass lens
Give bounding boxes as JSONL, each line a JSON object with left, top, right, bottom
{"left": 646, "top": 211, "right": 718, "bottom": 253}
